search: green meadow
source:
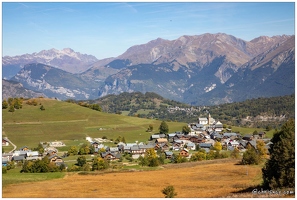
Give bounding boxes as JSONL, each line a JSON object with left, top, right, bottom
{"left": 2, "top": 98, "right": 186, "bottom": 149}
{"left": 231, "top": 126, "right": 275, "bottom": 138}
{"left": 2, "top": 167, "right": 65, "bottom": 187}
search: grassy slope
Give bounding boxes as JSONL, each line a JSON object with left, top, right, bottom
{"left": 2, "top": 159, "right": 266, "bottom": 198}
{"left": 2, "top": 98, "right": 186, "bottom": 148}
{"left": 231, "top": 126, "right": 275, "bottom": 138}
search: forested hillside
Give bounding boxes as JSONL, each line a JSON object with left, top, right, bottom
{"left": 208, "top": 94, "right": 295, "bottom": 128}
{"left": 80, "top": 92, "right": 294, "bottom": 129}
{"left": 86, "top": 92, "right": 190, "bottom": 115}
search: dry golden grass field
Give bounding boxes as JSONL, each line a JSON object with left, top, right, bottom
{"left": 3, "top": 159, "right": 280, "bottom": 198}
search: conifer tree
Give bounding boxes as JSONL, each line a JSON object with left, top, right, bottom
{"left": 159, "top": 121, "right": 169, "bottom": 134}
{"left": 262, "top": 119, "right": 295, "bottom": 189}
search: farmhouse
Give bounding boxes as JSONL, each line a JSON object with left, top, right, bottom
{"left": 48, "top": 154, "right": 64, "bottom": 166}
{"left": 214, "top": 121, "right": 223, "bottom": 132}
{"left": 155, "top": 143, "right": 170, "bottom": 151}
{"left": 2, "top": 153, "right": 13, "bottom": 162}
{"left": 26, "top": 151, "right": 39, "bottom": 157}
{"left": 2, "top": 138, "right": 9, "bottom": 146}
{"left": 186, "top": 143, "right": 196, "bottom": 150}
{"left": 242, "top": 134, "right": 253, "bottom": 141}
{"left": 179, "top": 149, "right": 189, "bottom": 157}
{"left": 91, "top": 141, "right": 100, "bottom": 148}
{"left": 164, "top": 151, "right": 173, "bottom": 159}
{"left": 19, "top": 146, "right": 29, "bottom": 151}
{"left": 12, "top": 156, "right": 25, "bottom": 162}
{"left": 199, "top": 143, "right": 212, "bottom": 149}
{"left": 101, "top": 152, "right": 121, "bottom": 160}
{"left": 156, "top": 138, "right": 168, "bottom": 144}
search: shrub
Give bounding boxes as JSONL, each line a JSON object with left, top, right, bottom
{"left": 162, "top": 185, "right": 177, "bottom": 198}
{"left": 2, "top": 167, "right": 7, "bottom": 174}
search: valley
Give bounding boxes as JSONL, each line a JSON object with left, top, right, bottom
{"left": 2, "top": 97, "right": 295, "bottom": 198}
{"left": 2, "top": 33, "right": 295, "bottom": 199}
{"left": 2, "top": 2, "right": 295, "bottom": 198}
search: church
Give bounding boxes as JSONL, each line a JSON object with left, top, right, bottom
{"left": 198, "top": 113, "right": 223, "bottom": 132}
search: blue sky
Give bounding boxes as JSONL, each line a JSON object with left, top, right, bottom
{"left": 2, "top": 2, "right": 295, "bottom": 59}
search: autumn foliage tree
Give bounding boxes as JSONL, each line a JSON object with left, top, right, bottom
{"left": 145, "top": 148, "right": 159, "bottom": 167}
{"left": 92, "top": 157, "right": 109, "bottom": 170}
{"left": 213, "top": 141, "right": 222, "bottom": 151}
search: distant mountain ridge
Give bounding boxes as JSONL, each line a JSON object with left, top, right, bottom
{"left": 2, "top": 48, "right": 98, "bottom": 77}
{"left": 3, "top": 33, "right": 295, "bottom": 105}
{"left": 96, "top": 33, "right": 294, "bottom": 104}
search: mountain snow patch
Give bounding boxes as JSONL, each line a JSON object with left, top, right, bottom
{"left": 204, "top": 84, "right": 216, "bottom": 93}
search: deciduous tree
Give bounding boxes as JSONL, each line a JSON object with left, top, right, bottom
{"left": 145, "top": 148, "right": 159, "bottom": 167}
{"left": 242, "top": 144, "right": 260, "bottom": 165}
{"left": 213, "top": 141, "right": 222, "bottom": 151}
{"left": 230, "top": 148, "right": 240, "bottom": 159}
{"left": 67, "top": 146, "right": 78, "bottom": 156}
{"left": 2, "top": 100, "right": 8, "bottom": 109}
{"left": 92, "top": 157, "right": 109, "bottom": 170}
{"left": 77, "top": 156, "right": 87, "bottom": 167}
{"left": 256, "top": 140, "right": 266, "bottom": 158}
{"left": 182, "top": 125, "right": 191, "bottom": 135}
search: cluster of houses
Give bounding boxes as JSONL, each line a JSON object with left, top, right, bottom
{"left": 88, "top": 113, "right": 269, "bottom": 161}
{"left": 2, "top": 143, "right": 64, "bottom": 167}
{"left": 2, "top": 113, "right": 270, "bottom": 167}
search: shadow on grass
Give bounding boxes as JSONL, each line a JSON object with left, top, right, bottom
{"left": 231, "top": 185, "right": 262, "bottom": 194}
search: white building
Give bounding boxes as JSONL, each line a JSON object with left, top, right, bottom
{"left": 198, "top": 118, "right": 208, "bottom": 125}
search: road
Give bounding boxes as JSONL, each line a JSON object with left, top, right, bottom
{"left": 4, "top": 137, "right": 17, "bottom": 153}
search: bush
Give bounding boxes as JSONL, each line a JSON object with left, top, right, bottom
{"left": 230, "top": 148, "right": 240, "bottom": 159}
{"left": 190, "top": 151, "right": 206, "bottom": 161}
{"left": 162, "top": 185, "right": 177, "bottom": 198}
{"left": 2, "top": 167, "right": 7, "bottom": 174}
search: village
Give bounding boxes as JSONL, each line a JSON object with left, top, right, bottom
{"left": 2, "top": 113, "right": 270, "bottom": 168}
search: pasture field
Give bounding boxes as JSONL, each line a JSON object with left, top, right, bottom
{"left": 2, "top": 167, "right": 65, "bottom": 188}
{"left": 2, "top": 159, "right": 269, "bottom": 198}
{"left": 2, "top": 98, "right": 186, "bottom": 148}
{"left": 231, "top": 126, "right": 275, "bottom": 138}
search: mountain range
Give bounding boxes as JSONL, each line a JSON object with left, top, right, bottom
{"left": 3, "top": 48, "right": 98, "bottom": 78}
{"left": 2, "top": 33, "right": 295, "bottom": 105}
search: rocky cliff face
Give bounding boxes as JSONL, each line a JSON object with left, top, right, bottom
{"left": 2, "top": 79, "right": 46, "bottom": 100}
{"left": 97, "top": 33, "right": 294, "bottom": 104}
{"left": 11, "top": 63, "right": 99, "bottom": 100}
{"left": 194, "top": 35, "right": 295, "bottom": 105}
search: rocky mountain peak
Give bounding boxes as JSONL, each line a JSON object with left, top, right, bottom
{"left": 3, "top": 48, "right": 99, "bottom": 74}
